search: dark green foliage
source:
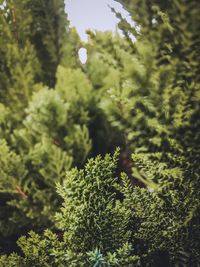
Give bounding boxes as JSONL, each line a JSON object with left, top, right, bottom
{"left": 0, "top": 140, "right": 26, "bottom": 243}
{"left": 29, "top": 0, "right": 79, "bottom": 87}
{"left": 109, "top": 0, "right": 200, "bottom": 265}
{"left": 0, "top": 0, "right": 40, "bottom": 118}
{"left": 83, "top": 0, "right": 200, "bottom": 264}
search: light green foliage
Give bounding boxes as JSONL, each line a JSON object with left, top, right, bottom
{"left": 0, "top": 230, "right": 84, "bottom": 267}
{"left": 0, "top": 152, "right": 140, "bottom": 266}
{"left": 0, "top": 235, "right": 139, "bottom": 267}
{"left": 0, "top": 73, "right": 92, "bottom": 248}
{"left": 14, "top": 84, "right": 92, "bottom": 168}
{"left": 55, "top": 66, "right": 93, "bottom": 125}
{"left": 56, "top": 66, "right": 93, "bottom": 107}
{"left": 87, "top": 244, "right": 140, "bottom": 267}
{"left": 25, "top": 88, "right": 69, "bottom": 133}
{"left": 86, "top": 31, "right": 132, "bottom": 93}
{"left": 85, "top": 30, "right": 176, "bottom": 154}
{"left": 85, "top": 31, "right": 133, "bottom": 153}
{"left": 55, "top": 65, "right": 111, "bottom": 156}
{"left": 61, "top": 27, "right": 81, "bottom": 69}
{"left": 55, "top": 149, "right": 129, "bottom": 252}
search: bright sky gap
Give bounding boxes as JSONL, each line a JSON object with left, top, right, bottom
{"left": 65, "top": 0, "right": 135, "bottom": 41}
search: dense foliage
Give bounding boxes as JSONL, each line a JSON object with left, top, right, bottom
{"left": 0, "top": 0, "right": 92, "bottom": 251}
{"left": 0, "top": 0, "right": 199, "bottom": 266}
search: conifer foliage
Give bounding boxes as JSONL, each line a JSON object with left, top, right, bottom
{"left": 0, "top": 0, "right": 199, "bottom": 266}
{"left": 0, "top": 0, "right": 91, "bottom": 252}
